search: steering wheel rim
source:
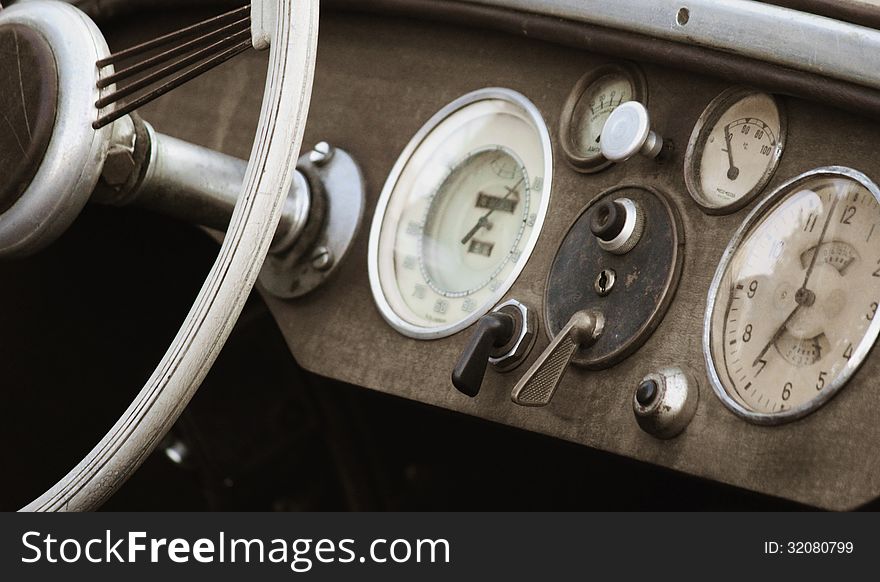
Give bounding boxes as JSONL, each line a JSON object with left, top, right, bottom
{"left": 16, "top": 0, "right": 319, "bottom": 511}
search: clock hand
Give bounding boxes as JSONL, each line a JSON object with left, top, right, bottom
{"left": 752, "top": 304, "right": 801, "bottom": 368}
{"left": 752, "top": 194, "right": 839, "bottom": 367}
{"left": 802, "top": 195, "right": 840, "bottom": 291}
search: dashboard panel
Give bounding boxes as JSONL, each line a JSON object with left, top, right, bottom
{"left": 140, "top": 10, "right": 880, "bottom": 509}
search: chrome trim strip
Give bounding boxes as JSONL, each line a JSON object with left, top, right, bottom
{"left": 464, "top": 0, "right": 880, "bottom": 91}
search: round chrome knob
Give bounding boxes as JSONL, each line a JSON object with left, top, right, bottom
{"left": 633, "top": 367, "right": 699, "bottom": 439}
{"left": 600, "top": 101, "right": 664, "bottom": 162}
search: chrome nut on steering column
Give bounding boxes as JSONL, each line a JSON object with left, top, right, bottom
{"left": 259, "top": 142, "right": 366, "bottom": 299}
{"left": 99, "top": 115, "right": 138, "bottom": 187}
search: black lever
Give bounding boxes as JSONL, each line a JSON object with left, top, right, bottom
{"left": 452, "top": 311, "right": 516, "bottom": 397}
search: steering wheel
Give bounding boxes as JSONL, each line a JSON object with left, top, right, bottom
{"left": 0, "top": 0, "right": 318, "bottom": 511}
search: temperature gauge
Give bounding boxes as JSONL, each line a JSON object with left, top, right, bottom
{"left": 685, "top": 88, "right": 786, "bottom": 214}
{"left": 559, "top": 63, "right": 647, "bottom": 173}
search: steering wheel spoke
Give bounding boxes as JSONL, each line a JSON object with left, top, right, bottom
{"left": 93, "top": 4, "right": 256, "bottom": 129}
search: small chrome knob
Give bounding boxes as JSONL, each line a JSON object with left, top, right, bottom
{"left": 600, "top": 101, "right": 664, "bottom": 162}
{"left": 633, "top": 367, "right": 698, "bottom": 439}
{"left": 589, "top": 197, "right": 645, "bottom": 255}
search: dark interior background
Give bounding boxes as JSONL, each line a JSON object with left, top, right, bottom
{"left": 0, "top": 204, "right": 808, "bottom": 511}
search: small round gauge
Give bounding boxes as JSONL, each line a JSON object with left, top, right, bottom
{"left": 705, "top": 167, "right": 880, "bottom": 424}
{"left": 685, "top": 87, "right": 786, "bottom": 214}
{"left": 369, "top": 88, "right": 552, "bottom": 339}
{"left": 559, "top": 63, "right": 647, "bottom": 173}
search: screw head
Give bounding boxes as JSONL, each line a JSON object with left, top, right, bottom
{"left": 311, "top": 245, "right": 334, "bottom": 271}
{"left": 309, "top": 141, "right": 335, "bottom": 166}
{"left": 795, "top": 287, "right": 816, "bottom": 307}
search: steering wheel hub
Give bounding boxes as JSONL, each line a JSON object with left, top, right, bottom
{"left": 0, "top": 0, "right": 112, "bottom": 257}
{"left": 0, "top": 23, "right": 57, "bottom": 214}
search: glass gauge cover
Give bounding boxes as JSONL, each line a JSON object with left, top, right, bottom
{"left": 685, "top": 88, "right": 786, "bottom": 214}
{"left": 559, "top": 63, "right": 647, "bottom": 173}
{"left": 368, "top": 88, "right": 552, "bottom": 339}
{"left": 705, "top": 167, "right": 880, "bottom": 424}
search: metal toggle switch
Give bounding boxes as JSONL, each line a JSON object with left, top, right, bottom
{"left": 452, "top": 300, "right": 536, "bottom": 397}
{"left": 510, "top": 309, "right": 604, "bottom": 406}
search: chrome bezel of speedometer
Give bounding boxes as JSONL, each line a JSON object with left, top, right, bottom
{"left": 704, "top": 166, "right": 880, "bottom": 425}
{"left": 368, "top": 88, "right": 553, "bottom": 339}
{"left": 684, "top": 87, "right": 786, "bottom": 215}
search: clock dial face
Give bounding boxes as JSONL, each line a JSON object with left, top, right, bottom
{"left": 706, "top": 169, "right": 880, "bottom": 422}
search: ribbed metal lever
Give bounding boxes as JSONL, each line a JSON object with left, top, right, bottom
{"left": 510, "top": 310, "right": 604, "bottom": 407}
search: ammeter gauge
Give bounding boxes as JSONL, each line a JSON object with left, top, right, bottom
{"left": 559, "top": 63, "right": 647, "bottom": 173}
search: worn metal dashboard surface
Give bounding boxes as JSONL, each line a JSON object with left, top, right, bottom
{"left": 141, "top": 11, "right": 880, "bottom": 509}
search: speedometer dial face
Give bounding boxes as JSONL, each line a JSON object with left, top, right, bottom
{"left": 685, "top": 88, "right": 785, "bottom": 214}
{"left": 705, "top": 167, "right": 880, "bottom": 424}
{"left": 369, "top": 88, "right": 552, "bottom": 339}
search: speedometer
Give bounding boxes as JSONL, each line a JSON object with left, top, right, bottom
{"left": 368, "top": 88, "right": 552, "bottom": 339}
{"left": 705, "top": 167, "right": 880, "bottom": 423}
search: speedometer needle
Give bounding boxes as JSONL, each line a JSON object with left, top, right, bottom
{"left": 460, "top": 176, "right": 525, "bottom": 245}
{"left": 723, "top": 125, "right": 739, "bottom": 181}
{"left": 460, "top": 216, "right": 491, "bottom": 245}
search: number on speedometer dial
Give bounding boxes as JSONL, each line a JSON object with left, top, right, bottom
{"left": 368, "top": 88, "right": 552, "bottom": 339}
{"left": 705, "top": 167, "right": 880, "bottom": 423}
